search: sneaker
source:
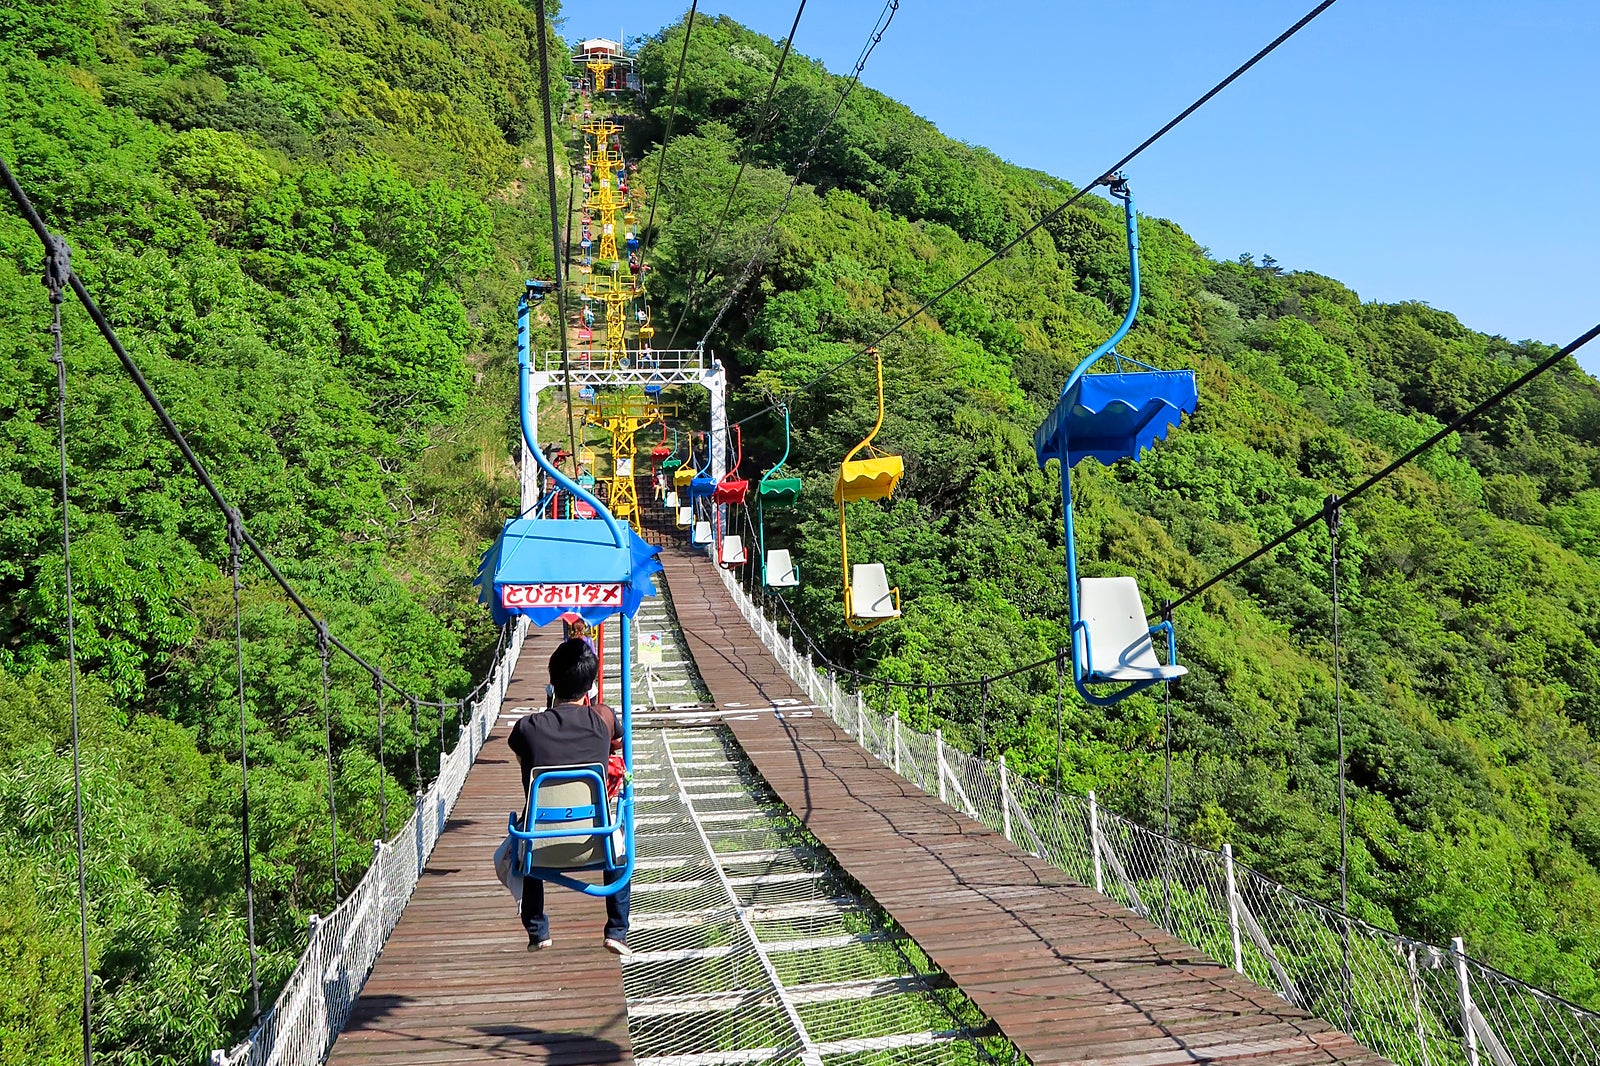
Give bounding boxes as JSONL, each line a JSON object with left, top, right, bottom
{"left": 528, "top": 935, "right": 553, "bottom": 951}
{"left": 602, "top": 937, "right": 631, "bottom": 958}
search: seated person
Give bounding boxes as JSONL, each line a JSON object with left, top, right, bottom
{"left": 507, "top": 638, "right": 630, "bottom": 956}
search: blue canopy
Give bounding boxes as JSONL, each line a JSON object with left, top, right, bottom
{"left": 688, "top": 475, "right": 717, "bottom": 501}
{"left": 476, "top": 517, "right": 663, "bottom": 627}
{"left": 1034, "top": 370, "right": 1198, "bottom": 469}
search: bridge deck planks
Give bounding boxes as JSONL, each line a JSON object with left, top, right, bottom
{"left": 326, "top": 623, "right": 632, "bottom": 1066}
{"left": 658, "top": 543, "right": 1393, "bottom": 1066}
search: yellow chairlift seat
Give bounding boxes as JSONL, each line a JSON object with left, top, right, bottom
{"left": 837, "top": 348, "right": 903, "bottom": 632}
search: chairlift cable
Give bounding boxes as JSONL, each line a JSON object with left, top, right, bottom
{"left": 0, "top": 155, "right": 462, "bottom": 710}
{"left": 534, "top": 0, "right": 580, "bottom": 469}
{"left": 730, "top": 0, "right": 1343, "bottom": 429}
{"left": 638, "top": 1, "right": 699, "bottom": 283}
{"left": 664, "top": 0, "right": 808, "bottom": 349}
{"left": 697, "top": 0, "right": 901, "bottom": 349}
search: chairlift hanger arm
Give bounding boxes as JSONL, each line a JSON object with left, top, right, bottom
{"left": 517, "top": 291, "right": 625, "bottom": 550}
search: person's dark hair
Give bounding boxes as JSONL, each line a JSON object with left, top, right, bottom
{"left": 549, "top": 638, "right": 599, "bottom": 701}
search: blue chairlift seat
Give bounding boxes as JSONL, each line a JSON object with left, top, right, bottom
{"left": 508, "top": 764, "right": 624, "bottom": 880}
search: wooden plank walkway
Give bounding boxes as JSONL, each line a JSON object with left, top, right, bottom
{"left": 326, "top": 622, "right": 632, "bottom": 1066}
{"left": 658, "top": 543, "right": 1393, "bottom": 1066}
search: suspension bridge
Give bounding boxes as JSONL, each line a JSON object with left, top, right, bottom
{"left": 9, "top": 2, "right": 1600, "bottom": 1065}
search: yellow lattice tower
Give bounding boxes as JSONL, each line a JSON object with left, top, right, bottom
{"left": 584, "top": 398, "right": 666, "bottom": 534}
{"left": 586, "top": 60, "right": 613, "bottom": 94}
{"left": 582, "top": 121, "right": 623, "bottom": 263}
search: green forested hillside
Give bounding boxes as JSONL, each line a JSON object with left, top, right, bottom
{"left": 0, "top": 1, "right": 565, "bottom": 1061}
{"left": 635, "top": 14, "right": 1600, "bottom": 1007}
{"left": 4, "top": 3, "right": 1600, "bottom": 1062}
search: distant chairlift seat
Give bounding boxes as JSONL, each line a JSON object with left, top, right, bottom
{"left": 758, "top": 406, "right": 803, "bottom": 590}
{"left": 849, "top": 563, "right": 899, "bottom": 621}
{"left": 720, "top": 534, "right": 747, "bottom": 567}
{"left": 675, "top": 505, "right": 692, "bottom": 528}
{"left": 692, "top": 519, "right": 713, "bottom": 545}
{"left": 765, "top": 548, "right": 800, "bottom": 588}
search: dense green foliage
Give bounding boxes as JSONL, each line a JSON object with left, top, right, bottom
{"left": 6, "top": 4, "right": 1600, "bottom": 1060}
{"left": 636, "top": 14, "right": 1600, "bottom": 1007}
{"left": 0, "top": 0, "right": 569, "bottom": 1060}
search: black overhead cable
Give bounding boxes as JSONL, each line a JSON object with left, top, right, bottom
{"left": 0, "top": 156, "right": 465, "bottom": 715}
{"left": 43, "top": 233, "right": 93, "bottom": 1066}
{"left": 665, "top": 0, "right": 808, "bottom": 349}
{"left": 731, "top": 0, "right": 1343, "bottom": 430}
{"left": 697, "top": 0, "right": 901, "bottom": 349}
{"left": 533, "top": 0, "right": 580, "bottom": 471}
{"left": 373, "top": 671, "right": 389, "bottom": 840}
{"left": 637, "top": 1, "right": 698, "bottom": 284}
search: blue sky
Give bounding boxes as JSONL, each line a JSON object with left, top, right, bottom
{"left": 582, "top": 1, "right": 1600, "bottom": 376}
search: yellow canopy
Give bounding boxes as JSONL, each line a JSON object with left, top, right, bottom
{"left": 834, "top": 455, "right": 903, "bottom": 504}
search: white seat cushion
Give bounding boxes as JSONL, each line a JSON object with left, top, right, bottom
{"left": 1078, "top": 576, "right": 1188, "bottom": 682}
{"left": 766, "top": 549, "right": 799, "bottom": 587}
{"left": 721, "top": 534, "right": 747, "bottom": 565}
{"left": 851, "top": 563, "right": 899, "bottom": 619}
{"left": 675, "top": 506, "right": 692, "bottom": 527}
{"left": 692, "top": 520, "right": 713, "bottom": 544}
{"left": 665, "top": 491, "right": 679, "bottom": 509}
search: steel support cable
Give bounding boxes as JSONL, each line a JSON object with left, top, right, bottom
{"left": 43, "top": 237, "right": 93, "bottom": 1066}
{"left": 409, "top": 696, "right": 422, "bottom": 794}
{"left": 533, "top": 0, "right": 579, "bottom": 468}
{"left": 637, "top": 0, "right": 699, "bottom": 280}
{"left": 226, "top": 510, "right": 262, "bottom": 1019}
{"left": 0, "top": 157, "right": 459, "bottom": 715}
{"left": 696, "top": 0, "right": 901, "bottom": 349}
{"left": 665, "top": 0, "right": 808, "bottom": 349}
{"left": 317, "top": 622, "right": 342, "bottom": 906}
{"left": 1162, "top": 599, "right": 1174, "bottom": 932}
{"left": 1327, "top": 495, "right": 1353, "bottom": 1032}
{"left": 373, "top": 672, "right": 388, "bottom": 840}
{"left": 729, "top": 0, "right": 1342, "bottom": 430}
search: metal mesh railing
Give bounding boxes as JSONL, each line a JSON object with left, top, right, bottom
{"left": 712, "top": 564, "right": 1600, "bottom": 1066}
{"left": 209, "top": 619, "right": 529, "bottom": 1066}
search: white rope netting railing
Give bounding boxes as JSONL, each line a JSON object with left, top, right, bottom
{"left": 713, "top": 564, "right": 1600, "bottom": 1066}
{"left": 209, "top": 619, "right": 529, "bottom": 1066}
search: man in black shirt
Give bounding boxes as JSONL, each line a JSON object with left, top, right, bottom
{"left": 507, "top": 637, "right": 631, "bottom": 955}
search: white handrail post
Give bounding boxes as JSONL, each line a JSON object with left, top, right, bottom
{"left": 892, "top": 713, "right": 901, "bottom": 774}
{"left": 1223, "top": 842, "right": 1244, "bottom": 974}
{"left": 1454, "top": 936, "right": 1480, "bottom": 1066}
{"left": 998, "top": 755, "right": 1013, "bottom": 841}
{"left": 935, "top": 729, "right": 948, "bottom": 803}
{"left": 1089, "top": 790, "right": 1105, "bottom": 894}
{"left": 855, "top": 691, "right": 865, "bottom": 744}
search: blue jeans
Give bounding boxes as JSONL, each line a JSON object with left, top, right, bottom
{"left": 521, "top": 867, "right": 630, "bottom": 942}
